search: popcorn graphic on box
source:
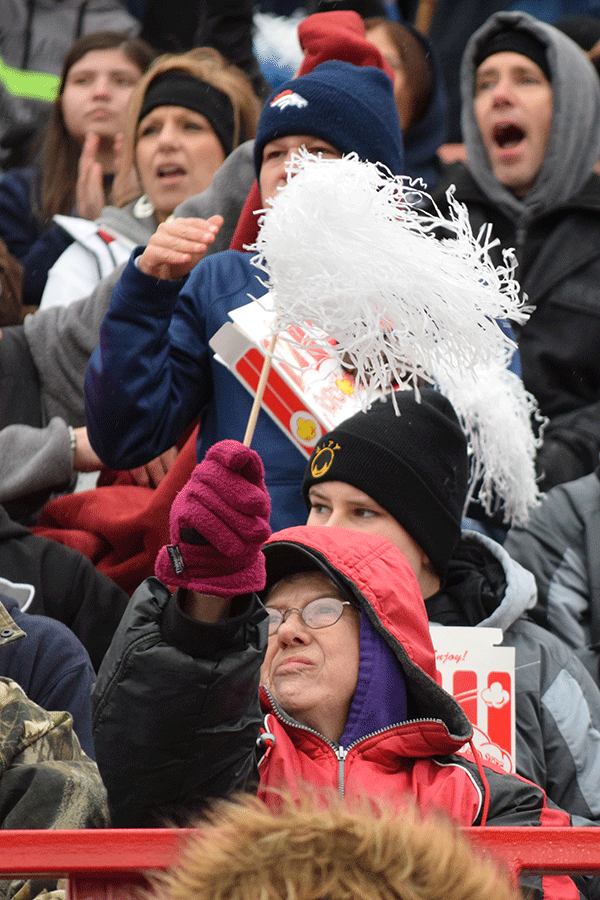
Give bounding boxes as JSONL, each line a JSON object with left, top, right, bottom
{"left": 430, "top": 626, "right": 515, "bottom": 773}
{"left": 209, "top": 300, "right": 371, "bottom": 458}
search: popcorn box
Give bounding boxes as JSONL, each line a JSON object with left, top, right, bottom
{"left": 209, "top": 300, "right": 370, "bottom": 458}
{"left": 430, "top": 626, "right": 515, "bottom": 773}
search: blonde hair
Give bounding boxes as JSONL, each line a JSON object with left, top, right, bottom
{"left": 145, "top": 793, "right": 524, "bottom": 900}
{"left": 112, "top": 47, "right": 261, "bottom": 208}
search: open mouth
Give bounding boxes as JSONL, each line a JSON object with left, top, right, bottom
{"left": 493, "top": 123, "right": 525, "bottom": 149}
{"left": 157, "top": 163, "right": 187, "bottom": 178}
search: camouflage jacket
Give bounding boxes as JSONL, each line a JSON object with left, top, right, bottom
{"left": 0, "top": 673, "right": 108, "bottom": 829}
{"left": 0, "top": 613, "right": 109, "bottom": 898}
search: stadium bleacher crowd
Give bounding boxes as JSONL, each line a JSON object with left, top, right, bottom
{"left": 2, "top": 2, "right": 600, "bottom": 898}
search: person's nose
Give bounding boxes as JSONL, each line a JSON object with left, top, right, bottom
{"left": 156, "top": 121, "right": 181, "bottom": 149}
{"left": 279, "top": 148, "right": 300, "bottom": 182}
{"left": 275, "top": 610, "right": 311, "bottom": 646}
{"left": 322, "top": 508, "right": 345, "bottom": 529}
{"left": 491, "top": 77, "right": 516, "bottom": 108}
{"left": 91, "top": 75, "right": 111, "bottom": 99}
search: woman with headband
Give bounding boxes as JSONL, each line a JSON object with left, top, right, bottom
{"left": 39, "top": 47, "right": 260, "bottom": 310}
{"left": 0, "top": 48, "right": 260, "bottom": 520}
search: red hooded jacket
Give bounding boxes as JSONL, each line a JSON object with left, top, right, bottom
{"left": 93, "top": 526, "right": 579, "bottom": 899}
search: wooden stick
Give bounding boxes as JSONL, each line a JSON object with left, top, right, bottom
{"left": 243, "top": 333, "right": 278, "bottom": 447}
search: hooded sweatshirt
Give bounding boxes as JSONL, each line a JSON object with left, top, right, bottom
{"left": 460, "top": 10, "right": 600, "bottom": 229}
{"left": 433, "top": 11, "right": 600, "bottom": 487}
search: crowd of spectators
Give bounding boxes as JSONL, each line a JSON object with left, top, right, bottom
{"left": 2, "top": 3, "right": 600, "bottom": 899}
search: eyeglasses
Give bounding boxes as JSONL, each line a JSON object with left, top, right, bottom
{"left": 266, "top": 597, "right": 351, "bottom": 635}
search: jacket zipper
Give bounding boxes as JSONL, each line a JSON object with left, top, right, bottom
{"left": 335, "top": 745, "right": 347, "bottom": 796}
{"left": 262, "top": 688, "right": 444, "bottom": 796}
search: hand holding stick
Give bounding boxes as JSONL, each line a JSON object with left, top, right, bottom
{"left": 155, "top": 439, "right": 271, "bottom": 602}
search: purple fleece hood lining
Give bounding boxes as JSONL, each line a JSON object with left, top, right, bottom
{"left": 339, "top": 608, "right": 408, "bottom": 747}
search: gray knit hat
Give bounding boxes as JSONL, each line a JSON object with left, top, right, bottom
{"left": 301, "top": 391, "right": 469, "bottom": 577}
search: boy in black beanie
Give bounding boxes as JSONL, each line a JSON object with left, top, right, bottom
{"left": 302, "top": 389, "right": 600, "bottom": 827}
{"left": 304, "top": 390, "right": 468, "bottom": 594}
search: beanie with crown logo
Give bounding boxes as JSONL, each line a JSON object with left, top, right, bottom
{"left": 302, "top": 390, "right": 469, "bottom": 577}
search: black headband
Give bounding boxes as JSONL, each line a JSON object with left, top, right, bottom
{"left": 474, "top": 28, "right": 552, "bottom": 82}
{"left": 138, "top": 71, "right": 235, "bottom": 157}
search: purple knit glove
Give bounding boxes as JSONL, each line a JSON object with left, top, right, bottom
{"left": 155, "top": 440, "right": 271, "bottom": 596}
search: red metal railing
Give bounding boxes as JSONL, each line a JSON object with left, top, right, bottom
{"left": 0, "top": 828, "right": 598, "bottom": 900}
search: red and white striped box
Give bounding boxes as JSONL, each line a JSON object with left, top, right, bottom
{"left": 430, "top": 626, "right": 515, "bottom": 774}
{"left": 210, "top": 301, "right": 371, "bottom": 458}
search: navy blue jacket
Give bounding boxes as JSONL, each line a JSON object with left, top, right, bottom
{"left": 0, "top": 164, "right": 73, "bottom": 305}
{"left": 0, "top": 593, "right": 95, "bottom": 757}
{"left": 85, "top": 250, "right": 308, "bottom": 532}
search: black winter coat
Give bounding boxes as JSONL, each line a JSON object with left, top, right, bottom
{"left": 435, "top": 163, "right": 600, "bottom": 489}
{"left": 0, "top": 505, "right": 129, "bottom": 670}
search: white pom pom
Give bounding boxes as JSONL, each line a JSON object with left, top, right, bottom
{"left": 248, "top": 151, "right": 541, "bottom": 523}
{"left": 435, "top": 361, "right": 544, "bottom": 525}
{"left": 250, "top": 151, "right": 527, "bottom": 409}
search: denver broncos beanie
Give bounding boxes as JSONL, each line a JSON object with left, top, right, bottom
{"left": 253, "top": 60, "right": 404, "bottom": 178}
{"left": 302, "top": 390, "right": 469, "bottom": 577}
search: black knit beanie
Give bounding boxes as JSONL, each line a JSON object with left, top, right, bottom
{"left": 474, "top": 27, "right": 551, "bottom": 82}
{"left": 301, "top": 391, "right": 469, "bottom": 577}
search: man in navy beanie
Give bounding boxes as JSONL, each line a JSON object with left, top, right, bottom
{"left": 85, "top": 60, "right": 404, "bottom": 533}
{"left": 302, "top": 389, "right": 600, "bottom": 828}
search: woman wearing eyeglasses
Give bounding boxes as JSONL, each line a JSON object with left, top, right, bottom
{"left": 91, "top": 440, "right": 581, "bottom": 900}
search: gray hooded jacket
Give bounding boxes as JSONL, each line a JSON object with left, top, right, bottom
{"left": 505, "top": 470, "right": 600, "bottom": 682}
{"left": 434, "top": 11, "right": 600, "bottom": 490}
{"left": 461, "top": 10, "right": 600, "bottom": 229}
{"left": 0, "top": 200, "right": 156, "bottom": 504}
